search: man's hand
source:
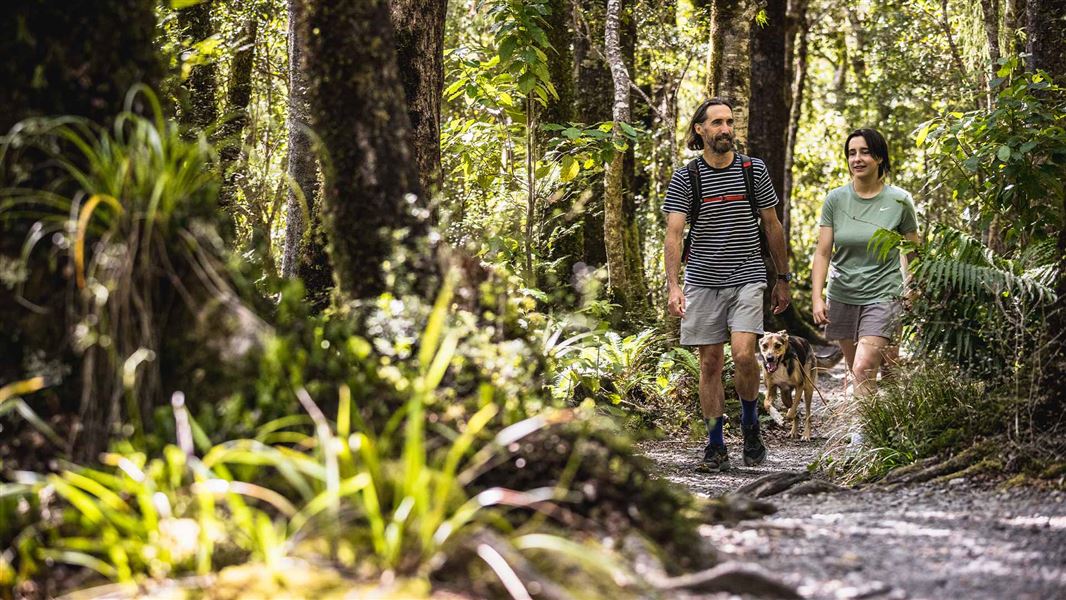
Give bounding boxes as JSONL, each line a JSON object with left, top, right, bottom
{"left": 812, "top": 296, "right": 829, "bottom": 325}
{"left": 668, "top": 285, "right": 686, "bottom": 317}
{"left": 771, "top": 280, "right": 791, "bottom": 314}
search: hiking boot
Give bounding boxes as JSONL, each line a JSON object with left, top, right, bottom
{"left": 742, "top": 421, "right": 767, "bottom": 466}
{"left": 701, "top": 443, "right": 731, "bottom": 472}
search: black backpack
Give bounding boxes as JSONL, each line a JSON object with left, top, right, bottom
{"left": 681, "top": 154, "right": 769, "bottom": 269}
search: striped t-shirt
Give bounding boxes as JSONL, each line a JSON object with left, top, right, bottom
{"left": 661, "top": 155, "right": 779, "bottom": 288}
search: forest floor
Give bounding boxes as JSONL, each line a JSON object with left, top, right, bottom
{"left": 637, "top": 361, "right": 1066, "bottom": 600}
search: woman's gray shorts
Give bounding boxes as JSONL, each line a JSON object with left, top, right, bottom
{"left": 681, "top": 282, "right": 766, "bottom": 346}
{"left": 825, "top": 300, "right": 902, "bottom": 342}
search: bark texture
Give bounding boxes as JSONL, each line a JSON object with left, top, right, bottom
{"left": 575, "top": 0, "right": 611, "bottom": 267}
{"left": 217, "top": 17, "right": 259, "bottom": 218}
{"left": 281, "top": 0, "right": 325, "bottom": 295}
{"left": 604, "top": 0, "right": 646, "bottom": 312}
{"left": 708, "top": 0, "right": 752, "bottom": 148}
{"left": 541, "top": 0, "right": 584, "bottom": 297}
{"left": 390, "top": 0, "right": 448, "bottom": 196}
{"left": 0, "top": 0, "right": 163, "bottom": 457}
{"left": 177, "top": 1, "right": 218, "bottom": 132}
{"left": 299, "top": 0, "right": 431, "bottom": 301}
{"left": 0, "top": 0, "right": 162, "bottom": 132}
{"left": 782, "top": 0, "right": 809, "bottom": 255}
{"left": 1028, "top": 0, "right": 1066, "bottom": 430}
{"left": 748, "top": 0, "right": 787, "bottom": 225}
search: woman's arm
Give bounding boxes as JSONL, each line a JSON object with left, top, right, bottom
{"left": 811, "top": 225, "right": 834, "bottom": 325}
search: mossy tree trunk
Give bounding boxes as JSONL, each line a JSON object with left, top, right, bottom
{"left": 217, "top": 17, "right": 259, "bottom": 223}
{"left": 0, "top": 0, "right": 162, "bottom": 456}
{"left": 1027, "top": 0, "right": 1066, "bottom": 429}
{"left": 575, "top": 0, "right": 610, "bottom": 268}
{"left": 177, "top": 0, "right": 218, "bottom": 133}
{"left": 604, "top": 0, "right": 647, "bottom": 314}
{"left": 707, "top": 0, "right": 751, "bottom": 149}
{"left": 299, "top": 0, "right": 432, "bottom": 301}
{"left": 540, "top": 0, "right": 584, "bottom": 299}
{"left": 390, "top": 0, "right": 448, "bottom": 198}
{"left": 281, "top": 0, "right": 329, "bottom": 308}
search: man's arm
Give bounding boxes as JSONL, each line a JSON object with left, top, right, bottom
{"left": 759, "top": 206, "right": 791, "bottom": 314}
{"left": 665, "top": 212, "right": 687, "bottom": 316}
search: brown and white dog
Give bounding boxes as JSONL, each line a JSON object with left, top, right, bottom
{"left": 759, "top": 330, "right": 816, "bottom": 441}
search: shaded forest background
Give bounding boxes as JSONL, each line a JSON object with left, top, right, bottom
{"left": 0, "top": 0, "right": 1064, "bottom": 596}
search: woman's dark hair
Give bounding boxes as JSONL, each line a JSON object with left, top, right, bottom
{"left": 844, "top": 128, "right": 891, "bottom": 179}
{"left": 686, "top": 98, "right": 734, "bottom": 151}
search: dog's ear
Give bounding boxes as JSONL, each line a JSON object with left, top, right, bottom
{"left": 777, "top": 329, "right": 788, "bottom": 335}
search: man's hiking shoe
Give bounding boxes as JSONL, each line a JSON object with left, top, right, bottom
{"left": 742, "top": 422, "right": 767, "bottom": 466}
{"left": 701, "top": 443, "right": 731, "bottom": 472}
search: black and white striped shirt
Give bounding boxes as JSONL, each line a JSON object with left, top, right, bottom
{"left": 661, "top": 155, "right": 779, "bottom": 288}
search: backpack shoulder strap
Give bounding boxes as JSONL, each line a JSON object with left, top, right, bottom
{"left": 738, "top": 153, "right": 759, "bottom": 221}
{"left": 682, "top": 157, "right": 702, "bottom": 263}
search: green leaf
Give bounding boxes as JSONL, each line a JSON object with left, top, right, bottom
{"left": 562, "top": 127, "right": 582, "bottom": 140}
{"left": 997, "top": 145, "right": 1011, "bottom": 162}
{"left": 498, "top": 36, "right": 517, "bottom": 63}
{"left": 561, "top": 155, "right": 580, "bottom": 182}
{"left": 171, "top": 0, "right": 206, "bottom": 8}
{"left": 619, "top": 122, "right": 638, "bottom": 138}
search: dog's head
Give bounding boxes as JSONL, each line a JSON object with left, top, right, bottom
{"left": 759, "top": 330, "right": 790, "bottom": 374}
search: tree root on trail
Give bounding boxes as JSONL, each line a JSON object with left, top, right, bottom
{"left": 652, "top": 561, "right": 803, "bottom": 598}
{"left": 703, "top": 492, "right": 778, "bottom": 523}
{"left": 784, "top": 478, "right": 848, "bottom": 496}
{"left": 880, "top": 444, "right": 992, "bottom": 491}
{"left": 736, "top": 471, "right": 811, "bottom": 498}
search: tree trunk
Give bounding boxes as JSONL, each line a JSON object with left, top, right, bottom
{"left": 1026, "top": 0, "right": 1066, "bottom": 77}
{"left": 541, "top": 0, "right": 583, "bottom": 298}
{"left": 217, "top": 17, "right": 259, "bottom": 221}
{"left": 0, "top": 0, "right": 162, "bottom": 457}
{"left": 177, "top": 1, "right": 218, "bottom": 133}
{"left": 390, "top": 0, "right": 447, "bottom": 197}
{"left": 281, "top": 0, "right": 329, "bottom": 308}
{"left": 1028, "top": 0, "right": 1066, "bottom": 431}
{"left": 604, "top": 0, "right": 631, "bottom": 309}
{"left": 299, "top": 0, "right": 432, "bottom": 301}
{"left": 748, "top": 0, "right": 787, "bottom": 225}
{"left": 575, "top": 0, "right": 610, "bottom": 267}
{"left": 782, "top": 0, "right": 809, "bottom": 258}
{"left": 1003, "top": 0, "right": 1025, "bottom": 56}
{"left": 707, "top": 0, "right": 752, "bottom": 149}
{"left": 981, "top": 0, "right": 1002, "bottom": 66}
{"left": 0, "top": 0, "right": 162, "bottom": 132}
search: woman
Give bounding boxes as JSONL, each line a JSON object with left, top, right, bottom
{"left": 811, "top": 128, "right": 919, "bottom": 398}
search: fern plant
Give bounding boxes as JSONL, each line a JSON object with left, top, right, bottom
{"left": 902, "top": 224, "right": 1056, "bottom": 377}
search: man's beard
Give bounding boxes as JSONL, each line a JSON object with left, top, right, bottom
{"left": 710, "top": 133, "right": 733, "bottom": 153}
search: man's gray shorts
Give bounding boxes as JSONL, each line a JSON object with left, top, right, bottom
{"left": 825, "top": 300, "right": 902, "bottom": 342}
{"left": 681, "top": 282, "right": 766, "bottom": 346}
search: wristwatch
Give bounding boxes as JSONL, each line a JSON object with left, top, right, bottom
{"left": 777, "top": 272, "right": 794, "bottom": 282}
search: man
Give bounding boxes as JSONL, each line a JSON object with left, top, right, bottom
{"left": 662, "top": 98, "right": 792, "bottom": 472}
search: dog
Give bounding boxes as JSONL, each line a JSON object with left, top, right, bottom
{"left": 758, "top": 330, "right": 816, "bottom": 441}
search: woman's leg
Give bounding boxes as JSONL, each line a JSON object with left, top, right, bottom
{"left": 852, "top": 335, "right": 890, "bottom": 398}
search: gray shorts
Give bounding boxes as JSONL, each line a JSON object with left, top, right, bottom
{"left": 681, "top": 282, "right": 766, "bottom": 346}
{"left": 825, "top": 300, "right": 902, "bottom": 342}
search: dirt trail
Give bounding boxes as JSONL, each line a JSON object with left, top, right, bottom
{"left": 638, "top": 363, "right": 1066, "bottom": 600}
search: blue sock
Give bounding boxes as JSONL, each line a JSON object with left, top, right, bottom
{"left": 741, "top": 397, "right": 758, "bottom": 428}
{"left": 705, "top": 416, "right": 724, "bottom": 446}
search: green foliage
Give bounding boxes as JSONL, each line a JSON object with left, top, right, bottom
{"left": 918, "top": 57, "right": 1066, "bottom": 240}
{"left": 4, "top": 284, "right": 639, "bottom": 593}
{"left": 822, "top": 360, "right": 1004, "bottom": 483}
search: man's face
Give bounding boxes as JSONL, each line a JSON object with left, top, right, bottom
{"left": 696, "top": 105, "right": 735, "bottom": 153}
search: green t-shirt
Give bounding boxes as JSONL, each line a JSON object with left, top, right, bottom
{"left": 819, "top": 183, "right": 918, "bottom": 305}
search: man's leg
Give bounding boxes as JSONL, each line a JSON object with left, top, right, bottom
{"left": 698, "top": 343, "right": 730, "bottom": 471}
{"left": 732, "top": 332, "right": 767, "bottom": 466}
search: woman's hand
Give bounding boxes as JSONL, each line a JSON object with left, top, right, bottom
{"left": 812, "top": 296, "right": 829, "bottom": 325}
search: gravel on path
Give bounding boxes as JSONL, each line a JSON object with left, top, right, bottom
{"left": 638, "top": 362, "right": 1066, "bottom": 600}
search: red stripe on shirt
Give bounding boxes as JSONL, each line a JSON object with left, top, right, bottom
{"left": 702, "top": 194, "right": 748, "bottom": 203}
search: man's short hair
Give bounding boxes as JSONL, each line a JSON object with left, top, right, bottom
{"left": 844, "top": 128, "right": 892, "bottom": 179}
{"left": 686, "top": 98, "right": 734, "bottom": 151}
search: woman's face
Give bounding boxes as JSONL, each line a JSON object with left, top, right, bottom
{"left": 847, "top": 136, "right": 882, "bottom": 179}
